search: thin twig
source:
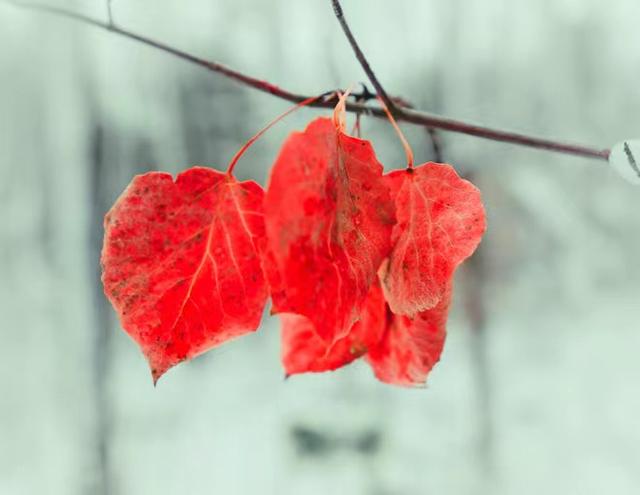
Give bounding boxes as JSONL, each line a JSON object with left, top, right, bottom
{"left": 106, "top": 0, "right": 113, "bottom": 27}
{"left": 427, "top": 127, "right": 443, "bottom": 162}
{"left": 331, "top": 1, "right": 445, "bottom": 162}
{"left": 5, "top": 1, "right": 611, "bottom": 162}
{"left": 330, "top": 0, "right": 396, "bottom": 114}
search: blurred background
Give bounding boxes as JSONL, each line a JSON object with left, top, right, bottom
{"left": 2, "top": 0, "right": 640, "bottom": 494}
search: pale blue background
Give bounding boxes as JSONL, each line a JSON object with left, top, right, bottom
{"left": 1, "top": 1, "right": 640, "bottom": 494}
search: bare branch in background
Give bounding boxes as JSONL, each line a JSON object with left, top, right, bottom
{"left": 5, "top": 1, "right": 611, "bottom": 162}
{"left": 461, "top": 217, "right": 494, "bottom": 480}
{"left": 427, "top": 128, "right": 443, "bottom": 162}
{"left": 106, "top": 0, "right": 113, "bottom": 27}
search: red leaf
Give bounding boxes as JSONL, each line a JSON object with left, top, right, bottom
{"left": 280, "top": 282, "right": 386, "bottom": 375}
{"left": 101, "top": 167, "right": 267, "bottom": 382}
{"left": 366, "top": 284, "right": 451, "bottom": 387}
{"left": 264, "top": 117, "right": 395, "bottom": 344}
{"left": 380, "top": 163, "right": 485, "bottom": 315}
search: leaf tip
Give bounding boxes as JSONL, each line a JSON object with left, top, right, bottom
{"left": 149, "top": 359, "right": 172, "bottom": 386}
{"left": 151, "top": 368, "right": 163, "bottom": 387}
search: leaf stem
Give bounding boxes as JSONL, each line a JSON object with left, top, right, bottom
{"left": 226, "top": 95, "right": 321, "bottom": 176}
{"left": 378, "top": 97, "right": 415, "bottom": 169}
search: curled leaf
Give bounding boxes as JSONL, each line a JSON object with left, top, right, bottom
{"left": 609, "top": 140, "right": 640, "bottom": 185}
{"left": 264, "top": 114, "right": 394, "bottom": 344}
{"left": 366, "top": 284, "right": 451, "bottom": 387}
{"left": 380, "top": 163, "right": 485, "bottom": 315}
{"left": 281, "top": 282, "right": 386, "bottom": 375}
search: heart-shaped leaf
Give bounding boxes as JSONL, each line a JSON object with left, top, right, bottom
{"left": 101, "top": 167, "right": 267, "bottom": 382}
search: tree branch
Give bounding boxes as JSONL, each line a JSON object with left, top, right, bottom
{"left": 5, "top": 1, "right": 611, "bottom": 162}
